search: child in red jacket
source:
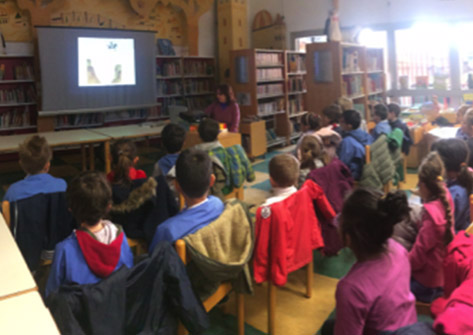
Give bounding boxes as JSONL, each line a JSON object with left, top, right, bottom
{"left": 409, "top": 152, "right": 455, "bottom": 303}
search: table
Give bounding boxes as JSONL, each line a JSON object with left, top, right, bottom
{"left": 0, "top": 213, "right": 37, "bottom": 301}
{"left": 0, "top": 129, "right": 110, "bottom": 172}
{"left": 0, "top": 291, "right": 60, "bottom": 334}
{"left": 182, "top": 130, "right": 242, "bottom": 150}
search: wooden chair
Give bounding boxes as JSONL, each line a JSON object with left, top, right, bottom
{"left": 126, "top": 238, "right": 147, "bottom": 256}
{"left": 267, "top": 261, "right": 313, "bottom": 335}
{"left": 175, "top": 239, "right": 245, "bottom": 335}
{"left": 2, "top": 200, "right": 10, "bottom": 227}
{"left": 415, "top": 301, "right": 431, "bottom": 316}
{"left": 365, "top": 145, "right": 371, "bottom": 164}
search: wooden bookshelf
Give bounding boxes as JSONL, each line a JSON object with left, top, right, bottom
{"left": 231, "top": 49, "right": 304, "bottom": 157}
{"left": 306, "top": 42, "right": 386, "bottom": 123}
{"left": 0, "top": 55, "right": 37, "bottom": 134}
{"left": 156, "top": 55, "right": 216, "bottom": 116}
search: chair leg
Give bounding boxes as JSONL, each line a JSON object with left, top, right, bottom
{"left": 268, "top": 282, "right": 276, "bottom": 335}
{"left": 306, "top": 261, "right": 313, "bottom": 299}
{"left": 177, "top": 323, "right": 188, "bottom": 335}
{"left": 236, "top": 293, "right": 245, "bottom": 335}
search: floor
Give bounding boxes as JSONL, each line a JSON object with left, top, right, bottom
{"left": 0, "top": 142, "right": 423, "bottom": 335}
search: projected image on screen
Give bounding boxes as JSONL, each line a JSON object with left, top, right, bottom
{"left": 78, "top": 37, "right": 136, "bottom": 87}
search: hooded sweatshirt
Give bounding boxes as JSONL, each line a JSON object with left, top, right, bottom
{"left": 45, "top": 220, "right": 133, "bottom": 297}
{"left": 371, "top": 120, "right": 392, "bottom": 141}
{"left": 338, "top": 128, "right": 372, "bottom": 180}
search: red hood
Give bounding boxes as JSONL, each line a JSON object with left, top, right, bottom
{"left": 75, "top": 228, "right": 124, "bottom": 278}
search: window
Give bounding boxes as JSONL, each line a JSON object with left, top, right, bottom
{"left": 295, "top": 35, "right": 327, "bottom": 52}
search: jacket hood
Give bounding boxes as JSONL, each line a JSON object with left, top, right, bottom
{"left": 111, "top": 177, "right": 157, "bottom": 213}
{"left": 75, "top": 224, "right": 124, "bottom": 278}
{"left": 158, "top": 153, "right": 179, "bottom": 176}
{"left": 346, "top": 128, "right": 372, "bottom": 146}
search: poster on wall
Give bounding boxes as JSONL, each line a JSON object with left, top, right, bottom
{"left": 0, "top": 0, "right": 31, "bottom": 42}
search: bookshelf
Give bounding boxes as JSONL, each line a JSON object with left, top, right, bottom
{"left": 0, "top": 56, "right": 37, "bottom": 134}
{"left": 286, "top": 51, "right": 308, "bottom": 141}
{"left": 231, "top": 49, "right": 303, "bottom": 157}
{"left": 156, "top": 56, "right": 216, "bottom": 117}
{"left": 306, "top": 42, "right": 386, "bottom": 123}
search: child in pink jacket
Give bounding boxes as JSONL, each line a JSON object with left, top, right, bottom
{"left": 409, "top": 152, "right": 455, "bottom": 303}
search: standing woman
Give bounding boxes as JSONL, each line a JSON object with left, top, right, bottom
{"left": 205, "top": 84, "right": 240, "bottom": 133}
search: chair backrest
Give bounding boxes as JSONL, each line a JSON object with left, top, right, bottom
{"left": 175, "top": 239, "right": 188, "bottom": 265}
{"left": 2, "top": 200, "right": 10, "bottom": 227}
{"left": 365, "top": 144, "right": 371, "bottom": 164}
{"left": 470, "top": 194, "right": 473, "bottom": 224}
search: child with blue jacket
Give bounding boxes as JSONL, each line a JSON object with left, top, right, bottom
{"left": 153, "top": 123, "right": 186, "bottom": 178}
{"left": 46, "top": 171, "right": 133, "bottom": 297}
{"left": 338, "top": 109, "right": 372, "bottom": 180}
{"left": 371, "top": 103, "right": 392, "bottom": 141}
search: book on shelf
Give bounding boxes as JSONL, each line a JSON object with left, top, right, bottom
{"left": 0, "top": 87, "right": 36, "bottom": 104}
{"left": 0, "top": 108, "right": 31, "bottom": 129}
{"left": 157, "top": 81, "right": 182, "bottom": 96}
{"left": 183, "top": 60, "right": 214, "bottom": 76}
{"left": 257, "top": 83, "right": 284, "bottom": 96}
{"left": 342, "top": 75, "right": 364, "bottom": 97}
{"left": 367, "top": 73, "right": 383, "bottom": 93}
{"left": 184, "top": 79, "right": 212, "bottom": 95}
{"left": 56, "top": 113, "right": 102, "bottom": 128}
{"left": 258, "top": 98, "right": 285, "bottom": 115}
{"left": 156, "top": 61, "right": 181, "bottom": 77}
{"left": 287, "top": 54, "right": 306, "bottom": 73}
{"left": 353, "top": 103, "right": 366, "bottom": 118}
{"left": 288, "top": 95, "right": 305, "bottom": 114}
{"left": 187, "top": 96, "right": 214, "bottom": 111}
{"left": 342, "top": 49, "right": 360, "bottom": 73}
{"left": 366, "top": 51, "right": 382, "bottom": 72}
{"left": 288, "top": 77, "right": 306, "bottom": 92}
{"left": 256, "top": 53, "right": 283, "bottom": 66}
{"left": 257, "top": 68, "right": 283, "bottom": 81}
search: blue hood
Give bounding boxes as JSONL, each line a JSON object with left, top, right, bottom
{"left": 158, "top": 153, "right": 180, "bottom": 176}
{"left": 345, "top": 128, "right": 372, "bottom": 146}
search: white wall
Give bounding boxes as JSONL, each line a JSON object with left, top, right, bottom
{"left": 199, "top": 8, "right": 216, "bottom": 57}
{"left": 248, "top": 0, "right": 473, "bottom": 47}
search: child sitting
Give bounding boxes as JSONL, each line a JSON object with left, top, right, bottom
{"left": 3, "top": 135, "right": 66, "bottom": 202}
{"left": 457, "top": 108, "right": 473, "bottom": 141}
{"left": 45, "top": 171, "right": 133, "bottom": 296}
{"left": 456, "top": 104, "right": 470, "bottom": 125}
{"left": 263, "top": 154, "right": 299, "bottom": 206}
{"left": 149, "top": 149, "right": 224, "bottom": 251}
{"left": 371, "top": 103, "right": 392, "bottom": 141}
{"left": 297, "top": 136, "right": 325, "bottom": 188}
{"left": 294, "top": 113, "right": 322, "bottom": 158}
{"left": 337, "top": 109, "right": 372, "bottom": 180}
{"left": 388, "top": 102, "right": 413, "bottom": 155}
{"left": 321, "top": 189, "right": 416, "bottom": 335}
{"left": 409, "top": 152, "right": 455, "bottom": 303}
{"left": 107, "top": 139, "right": 146, "bottom": 184}
{"left": 321, "top": 104, "right": 342, "bottom": 133}
{"left": 153, "top": 123, "right": 186, "bottom": 177}
{"left": 432, "top": 138, "right": 472, "bottom": 232}
{"left": 423, "top": 101, "right": 451, "bottom": 127}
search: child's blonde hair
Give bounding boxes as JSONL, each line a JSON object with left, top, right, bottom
{"left": 19, "top": 135, "right": 52, "bottom": 175}
{"left": 300, "top": 136, "right": 324, "bottom": 171}
{"left": 418, "top": 152, "right": 453, "bottom": 245}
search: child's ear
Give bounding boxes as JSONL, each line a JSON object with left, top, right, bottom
{"left": 269, "top": 177, "right": 277, "bottom": 188}
{"left": 44, "top": 161, "right": 51, "bottom": 172}
{"left": 209, "top": 174, "right": 216, "bottom": 188}
{"left": 133, "top": 157, "right": 139, "bottom": 165}
{"left": 174, "top": 179, "right": 183, "bottom": 194}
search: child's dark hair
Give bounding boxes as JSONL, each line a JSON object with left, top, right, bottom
{"left": 301, "top": 113, "right": 322, "bottom": 131}
{"left": 374, "top": 104, "right": 388, "bottom": 120}
{"left": 342, "top": 109, "right": 361, "bottom": 129}
{"left": 322, "top": 104, "right": 342, "bottom": 124}
{"left": 418, "top": 152, "right": 454, "bottom": 245}
{"left": 431, "top": 138, "right": 473, "bottom": 194}
{"left": 269, "top": 154, "right": 299, "bottom": 187}
{"left": 176, "top": 148, "right": 213, "bottom": 198}
{"left": 67, "top": 171, "right": 112, "bottom": 226}
{"left": 467, "top": 138, "right": 473, "bottom": 168}
{"left": 198, "top": 118, "right": 220, "bottom": 142}
{"left": 111, "top": 139, "right": 138, "bottom": 185}
{"left": 161, "top": 123, "right": 186, "bottom": 154}
{"left": 19, "top": 135, "right": 52, "bottom": 175}
{"left": 300, "top": 136, "right": 324, "bottom": 170}
{"left": 387, "top": 103, "right": 402, "bottom": 118}
{"left": 341, "top": 188, "right": 410, "bottom": 257}
{"left": 216, "top": 84, "right": 235, "bottom": 104}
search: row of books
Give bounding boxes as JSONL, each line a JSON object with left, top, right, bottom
{"left": 342, "top": 49, "right": 361, "bottom": 73}
{"left": 55, "top": 113, "right": 102, "bottom": 128}
{"left": 342, "top": 75, "right": 364, "bottom": 97}
{"left": 183, "top": 61, "right": 214, "bottom": 76}
{"left": 288, "top": 96, "right": 305, "bottom": 114}
{"left": 257, "top": 83, "right": 284, "bottom": 96}
{"left": 256, "top": 53, "right": 283, "bottom": 66}
{"left": 187, "top": 96, "right": 213, "bottom": 111}
{"left": 0, "top": 63, "right": 34, "bottom": 81}
{"left": 287, "top": 55, "right": 306, "bottom": 73}
{"left": 258, "top": 98, "right": 285, "bottom": 115}
{"left": 288, "top": 78, "right": 306, "bottom": 92}
{"left": 156, "top": 61, "right": 181, "bottom": 77}
{"left": 257, "top": 68, "right": 283, "bottom": 81}
{"left": 157, "top": 81, "right": 182, "bottom": 96}
{"left": 104, "top": 109, "right": 149, "bottom": 123}
{"left": 367, "top": 73, "right": 384, "bottom": 93}
{"left": 183, "top": 80, "right": 213, "bottom": 94}
{"left": 0, "top": 87, "right": 36, "bottom": 104}
{"left": 0, "top": 109, "right": 31, "bottom": 129}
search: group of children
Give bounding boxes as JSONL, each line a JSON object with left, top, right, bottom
{"left": 3, "top": 99, "right": 473, "bottom": 334}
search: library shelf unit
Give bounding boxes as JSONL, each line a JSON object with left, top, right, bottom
{"left": 230, "top": 49, "right": 307, "bottom": 157}
{"left": 156, "top": 55, "right": 216, "bottom": 115}
{"left": 305, "top": 42, "right": 386, "bottom": 123}
{"left": 0, "top": 55, "right": 37, "bottom": 135}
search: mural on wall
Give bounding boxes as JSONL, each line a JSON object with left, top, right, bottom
{"left": 7, "top": 0, "right": 213, "bottom": 55}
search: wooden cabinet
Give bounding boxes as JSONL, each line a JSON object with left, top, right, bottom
{"left": 240, "top": 120, "right": 266, "bottom": 158}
